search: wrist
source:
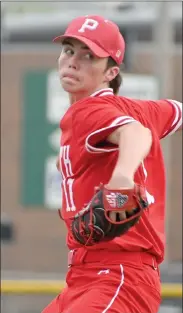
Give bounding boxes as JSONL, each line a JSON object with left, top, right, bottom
{"left": 108, "top": 171, "right": 134, "bottom": 189}
{"left": 112, "top": 166, "right": 135, "bottom": 180}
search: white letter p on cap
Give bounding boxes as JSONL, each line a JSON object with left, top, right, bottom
{"left": 78, "top": 18, "right": 99, "bottom": 33}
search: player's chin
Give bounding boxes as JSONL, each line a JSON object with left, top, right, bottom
{"left": 61, "top": 81, "right": 82, "bottom": 93}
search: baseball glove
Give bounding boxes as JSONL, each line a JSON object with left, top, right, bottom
{"left": 71, "top": 184, "right": 148, "bottom": 246}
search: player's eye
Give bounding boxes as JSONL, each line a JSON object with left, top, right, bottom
{"left": 83, "top": 52, "right": 94, "bottom": 60}
{"left": 62, "top": 46, "right": 73, "bottom": 56}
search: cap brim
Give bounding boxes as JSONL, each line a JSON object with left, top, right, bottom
{"left": 53, "top": 34, "right": 110, "bottom": 58}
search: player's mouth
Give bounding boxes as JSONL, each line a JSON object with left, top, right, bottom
{"left": 62, "top": 74, "right": 79, "bottom": 81}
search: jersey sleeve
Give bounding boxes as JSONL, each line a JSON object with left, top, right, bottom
{"left": 141, "top": 99, "right": 182, "bottom": 139}
{"left": 73, "top": 97, "right": 138, "bottom": 154}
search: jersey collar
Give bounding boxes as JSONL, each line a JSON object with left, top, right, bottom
{"left": 90, "top": 88, "right": 114, "bottom": 97}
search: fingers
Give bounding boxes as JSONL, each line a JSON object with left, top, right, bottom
{"left": 109, "top": 211, "right": 127, "bottom": 222}
{"left": 109, "top": 212, "right": 116, "bottom": 222}
{"left": 119, "top": 211, "right": 127, "bottom": 220}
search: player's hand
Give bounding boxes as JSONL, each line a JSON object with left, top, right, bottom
{"left": 107, "top": 174, "right": 136, "bottom": 222}
{"left": 71, "top": 182, "right": 148, "bottom": 246}
{"left": 56, "top": 155, "right": 60, "bottom": 172}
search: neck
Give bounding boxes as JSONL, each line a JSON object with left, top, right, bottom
{"left": 69, "top": 84, "right": 110, "bottom": 105}
{"left": 69, "top": 91, "right": 89, "bottom": 105}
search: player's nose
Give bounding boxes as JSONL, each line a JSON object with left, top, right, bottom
{"left": 68, "top": 55, "right": 79, "bottom": 70}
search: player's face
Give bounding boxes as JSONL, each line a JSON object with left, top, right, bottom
{"left": 58, "top": 38, "right": 118, "bottom": 96}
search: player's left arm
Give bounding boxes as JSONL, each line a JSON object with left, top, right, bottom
{"left": 71, "top": 100, "right": 153, "bottom": 242}
{"left": 163, "top": 100, "right": 182, "bottom": 133}
{"left": 177, "top": 123, "right": 182, "bottom": 131}
{"left": 106, "top": 98, "right": 182, "bottom": 186}
{"left": 71, "top": 121, "right": 152, "bottom": 243}
{"left": 142, "top": 99, "right": 182, "bottom": 138}
{"left": 106, "top": 122, "right": 152, "bottom": 221}
{"left": 108, "top": 122, "right": 152, "bottom": 181}
{"left": 106, "top": 99, "right": 182, "bottom": 222}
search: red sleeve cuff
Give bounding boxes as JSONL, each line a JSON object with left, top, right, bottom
{"left": 85, "top": 116, "right": 137, "bottom": 153}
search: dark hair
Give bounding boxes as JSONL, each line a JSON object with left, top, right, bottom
{"left": 106, "top": 57, "right": 123, "bottom": 95}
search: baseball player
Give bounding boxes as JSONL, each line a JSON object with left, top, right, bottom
{"left": 42, "top": 15, "right": 182, "bottom": 313}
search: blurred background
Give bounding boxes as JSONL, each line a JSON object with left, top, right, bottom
{"left": 1, "top": 1, "right": 182, "bottom": 313}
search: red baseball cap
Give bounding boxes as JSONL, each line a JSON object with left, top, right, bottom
{"left": 53, "top": 15, "right": 125, "bottom": 65}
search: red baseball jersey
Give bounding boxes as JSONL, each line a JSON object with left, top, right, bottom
{"left": 58, "top": 88, "right": 182, "bottom": 264}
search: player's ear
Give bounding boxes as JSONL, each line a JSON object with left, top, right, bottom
{"left": 104, "top": 66, "right": 120, "bottom": 83}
